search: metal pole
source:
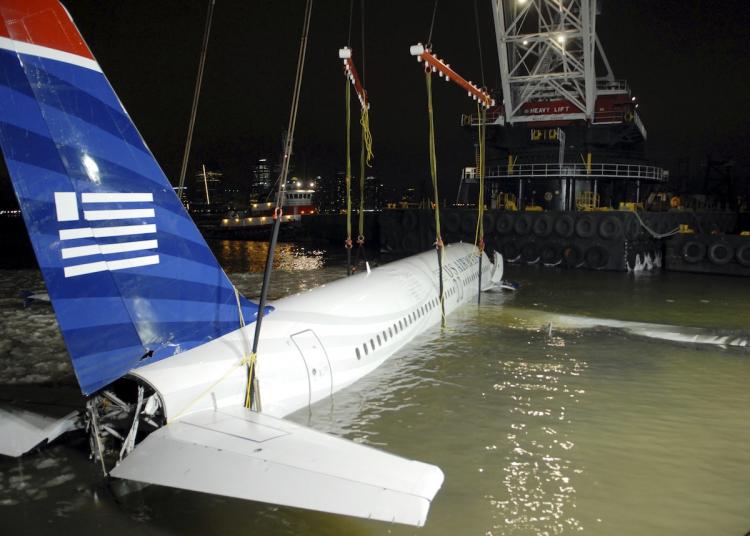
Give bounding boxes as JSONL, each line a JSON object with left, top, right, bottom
{"left": 177, "top": 0, "right": 216, "bottom": 201}
{"left": 202, "top": 164, "right": 210, "bottom": 205}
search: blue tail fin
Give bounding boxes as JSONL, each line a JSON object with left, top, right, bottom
{"left": 0, "top": 0, "right": 264, "bottom": 395}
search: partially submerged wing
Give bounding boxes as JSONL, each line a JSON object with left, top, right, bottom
{"left": 111, "top": 406, "right": 444, "bottom": 526}
{"left": 0, "top": 405, "right": 79, "bottom": 456}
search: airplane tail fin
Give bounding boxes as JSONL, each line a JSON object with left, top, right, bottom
{"left": 0, "top": 0, "right": 264, "bottom": 395}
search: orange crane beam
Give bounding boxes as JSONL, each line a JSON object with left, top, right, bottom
{"left": 409, "top": 43, "right": 494, "bottom": 109}
{"left": 338, "top": 47, "right": 368, "bottom": 109}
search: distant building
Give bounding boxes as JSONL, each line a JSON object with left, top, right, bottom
{"left": 315, "top": 172, "right": 346, "bottom": 215}
{"left": 250, "top": 158, "right": 273, "bottom": 203}
{"left": 363, "top": 175, "right": 383, "bottom": 211}
{"left": 191, "top": 166, "right": 223, "bottom": 206}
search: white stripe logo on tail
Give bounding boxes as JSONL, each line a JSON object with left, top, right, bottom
{"left": 54, "top": 192, "right": 159, "bottom": 278}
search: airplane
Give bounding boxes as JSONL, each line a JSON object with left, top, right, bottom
{"left": 0, "top": 0, "right": 504, "bottom": 526}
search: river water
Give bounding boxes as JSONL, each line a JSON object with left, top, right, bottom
{"left": 1, "top": 240, "right": 749, "bottom": 535}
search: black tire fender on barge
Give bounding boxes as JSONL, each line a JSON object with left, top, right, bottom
{"left": 708, "top": 242, "right": 733, "bottom": 265}
{"left": 521, "top": 242, "right": 540, "bottom": 264}
{"left": 598, "top": 216, "right": 623, "bottom": 240}
{"left": 562, "top": 244, "right": 583, "bottom": 267}
{"left": 496, "top": 214, "right": 514, "bottom": 235}
{"left": 460, "top": 213, "right": 477, "bottom": 235}
{"left": 482, "top": 213, "right": 495, "bottom": 233}
{"left": 736, "top": 244, "right": 750, "bottom": 267}
{"left": 555, "top": 214, "right": 575, "bottom": 237}
{"left": 444, "top": 211, "right": 461, "bottom": 234}
{"left": 540, "top": 243, "right": 562, "bottom": 265}
{"left": 533, "top": 214, "right": 554, "bottom": 237}
{"left": 681, "top": 241, "right": 706, "bottom": 264}
{"left": 514, "top": 214, "right": 532, "bottom": 235}
{"left": 575, "top": 215, "right": 595, "bottom": 238}
{"left": 401, "top": 210, "right": 418, "bottom": 231}
{"left": 584, "top": 245, "right": 610, "bottom": 269}
{"left": 502, "top": 241, "right": 521, "bottom": 263}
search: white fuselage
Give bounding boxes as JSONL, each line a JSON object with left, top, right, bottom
{"left": 132, "top": 243, "right": 495, "bottom": 421}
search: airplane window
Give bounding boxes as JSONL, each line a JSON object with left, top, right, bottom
{"left": 377, "top": 334, "right": 382, "bottom": 346}
{"left": 355, "top": 348, "right": 361, "bottom": 360}
{"left": 389, "top": 327, "right": 393, "bottom": 337}
{"left": 363, "top": 343, "right": 368, "bottom": 356}
{"left": 382, "top": 330, "right": 387, "bottom": 342}
{"left": 370, "top": 339, "right": 375, "bottom": 351}
{"left": 398, "top": 320, "right": 403, "bottom": 330}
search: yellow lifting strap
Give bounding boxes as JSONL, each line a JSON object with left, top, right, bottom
{"left": 426, "top": 70, "right": 446, "bottom": 328}
{"left": 357, "top": 105, "right": 373, "bottom": 243}
{"left": 171, "top": 286, "right": 257, "bottom": 420}
{"left": 236, "top": 285, "right": 259, "bottom": 410}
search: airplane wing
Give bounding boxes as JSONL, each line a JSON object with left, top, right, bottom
{"left": 111, "top": 406, "right": 444, "bottom": 526}
{"left": 0, "top": 405, "right": 79, "bottom": 457}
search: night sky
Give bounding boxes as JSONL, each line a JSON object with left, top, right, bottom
{"left": 2, "top": 0, "right": 750, "bottom": 204}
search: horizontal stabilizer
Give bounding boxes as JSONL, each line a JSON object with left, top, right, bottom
{"left": 0, "top": 405, "right": 79, "bottom": 457}
{"left": 111, "top": 406, "right": 444, "bottom": 526}
{"left": 490, "top": 251, "right": 504, "bottom": 284}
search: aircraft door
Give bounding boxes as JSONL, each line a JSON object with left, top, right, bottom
{"left": 290, "top": 330, "right": 333, "bottom": 406}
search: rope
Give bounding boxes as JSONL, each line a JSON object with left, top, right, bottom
{"left": 177, "top": 0, "right": 216, "bottom": 200}
{"left": 474, "top": 104, "right": 486, "bottom": 303}
{"left": 358, "top": 121, "right": 366, "bottom": 243}
{"left": 426, "top": 0, "right": 439, "bottom": 47}
{"left": 347, "top": 0, "right": 354, "bottom": 46}
{"left": 248, "top": 0, "right": 314, "bottom": 409}
{"left": 426, "top": 70, "right": 446, "bottom": 328}
{"left": 360, "top": 0, "right": 367, "bottom": 85}
{"left": 355, "top": 0, "right": 372, "bottom": 266}
{"left": 345, "top": 79, "right": 353, "bottom": 275}
{"left": 473, "top": 0, "right": 486, "bottom": 88}
{"left": 632, "top": 209, "right": 680, "bottom": 239}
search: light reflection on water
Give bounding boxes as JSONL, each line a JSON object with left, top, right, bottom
{"left": 1, "top": 244, "right": 749, "bottom": 535}
{"left": 211, "top": 240, "right": 327, "bottom": 273}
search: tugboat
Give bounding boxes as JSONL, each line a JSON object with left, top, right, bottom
{"left": 211, "top": 178, "right": 317, "bottom": 239}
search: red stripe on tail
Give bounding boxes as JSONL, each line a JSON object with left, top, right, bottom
{"left": 0, "top": 0, "right": 94, "bottom": 60}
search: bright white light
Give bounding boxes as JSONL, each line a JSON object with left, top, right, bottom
{"left": 518, "top": 0, "right": 528, "bottom": 4}
{"left": 557, "top": 34, "right": 566, "bottom": 43}
{"left": 631, "top": 96, "right": 636, "bottom": 101}
{"left": 81, "top": 154, "right": 101, "bottom": 184}
{"left": 309, "top": 182, "right": 315, "bottom": 187}
{"left": 522, "top": 39, "right": 529, "bottom": 45}
{"left": 296, "top": 181, "right": 302, "bottom": 187}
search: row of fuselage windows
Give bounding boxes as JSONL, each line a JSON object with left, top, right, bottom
{"left": 463, "top": 269, "right": 481, "bottom": 287}
{"left": 354, "top": 256, "right": 485, "bottom": 361}
{"left": 355, "top": 295, "right": 443, "bottom": 360}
